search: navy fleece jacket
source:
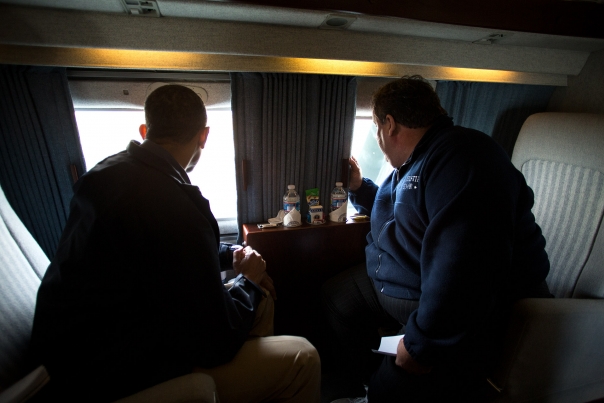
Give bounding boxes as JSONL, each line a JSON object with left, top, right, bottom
{"left": 350, "top": 115, "right": 550, "bottom": 367}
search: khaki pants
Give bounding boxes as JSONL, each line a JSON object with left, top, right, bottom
{"left": 194, "top": 292, "right": 321, "bottom": 403}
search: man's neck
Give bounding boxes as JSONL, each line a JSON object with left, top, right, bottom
{"left": 393, "top": 126, "right": 430, "bottom": 168}
{"left": 149, "top": 140, "right": 191, "bottom": 170}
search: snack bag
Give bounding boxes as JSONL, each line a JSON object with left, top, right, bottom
{"left": 305, "top": 188, "right": 325, "bottom": 224}
{"left": 306, "top": 188, "right": 320, "bottom": 207}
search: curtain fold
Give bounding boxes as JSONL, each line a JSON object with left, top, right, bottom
{"left": 231, "top": 73, "right": 356, "bottom": 241}
{"left": 435, "top": 81, "right": 556, "bottom": 157}
{"left": 0, "top": 65, "right": 85, "bottom": 258}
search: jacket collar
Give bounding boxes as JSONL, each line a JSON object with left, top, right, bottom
{"left": 127, "top": 140, "right": 220, "bottom": 247}
{"left": 127, "top": 140, "right": 191, "bottom": 185}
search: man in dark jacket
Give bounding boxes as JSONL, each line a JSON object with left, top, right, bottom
{"left": 32, "top": 85, "right": 320, "bottom": 402}
{"left": 323, "top": 76, "right": 550, "bottom": 402}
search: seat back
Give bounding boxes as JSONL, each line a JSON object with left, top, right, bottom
{"left": 489, "top": 113, "right": 604, "bottom": 402}
{"left": 511, "top": 112, "right": 604, "bottom": 298}
{"left": 0, "top": 184, "right": 49, "bottom": 391}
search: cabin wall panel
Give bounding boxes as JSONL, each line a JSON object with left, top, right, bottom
{"left": 68, "top": 80, "right": 232, "bottom": 110}
{"left": 548, "top": 49, "right": 604, "bottom": 115}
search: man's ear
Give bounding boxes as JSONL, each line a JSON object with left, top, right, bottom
{"left": 199, "top": 127, "right": 210, "bottom": 149}
{"left": 385, "top": 115, "right": 397, "bottom": 137}
{"left": 138, "top": 124, "right": 147, "bottom": 140}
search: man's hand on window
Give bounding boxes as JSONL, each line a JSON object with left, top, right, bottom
{"left": 349, "top": 156, "right": 363, "bottom": 192}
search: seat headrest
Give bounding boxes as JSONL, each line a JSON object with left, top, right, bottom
{"left": 512, "top": 112, "right": 604, "bottom": 173}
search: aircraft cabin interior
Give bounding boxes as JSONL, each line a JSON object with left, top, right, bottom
{"left": 0, "top": 0, "right": 603, "bottom": 402}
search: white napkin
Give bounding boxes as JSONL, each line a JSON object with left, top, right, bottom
{"left": 283, "top": 208, "right": 301, "bottom": 227}
{"left": 329, "top": 201, "right": 348, "bottom": 222}
{"left": 268, "top": 210, "right": 286, "bottom": 224}
{"left": 269, "top": 209, "right": 301, "bottom": 227}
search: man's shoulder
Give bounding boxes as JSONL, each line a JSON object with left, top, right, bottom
{"left": 84, "top": 149, "right": 168, "bottom": 183}
{"left": 88, "top": 150, "right": 137, "bottom": 173}
{"left": 427, "top": 125, "right": 506, "bottom": 162}
{"left": 418, "top": 125, "right": 518, "bottom": 189}
{"left": 75, "top": 151, "right": 169, "bottom": 204}
{"left": 434, "top": 124, "right": 492, "bottom": 145}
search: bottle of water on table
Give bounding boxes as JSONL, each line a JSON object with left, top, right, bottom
{"left": 283, "top": 185, "right": 300, "bottom": 213}
{"left": 330, "top": 182, "right": 347, "bottom": 222}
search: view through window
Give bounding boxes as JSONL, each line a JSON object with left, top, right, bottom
{"left": 348, "top": 77, "right": 400, "bottom": 216}
{"left": 75, "top": 109, "right": 238, "bottom": 224}
{"left": 350, "top": 118, "right": 392, "bottom": 184}
{"left": 348, "top": 117, "right": 392, "bottom": 215}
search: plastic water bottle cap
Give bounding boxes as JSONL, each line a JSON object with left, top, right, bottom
{"left": 335, "top": 182, "right": 343, "bottom": 187}
{"left": 288, "top": 185, "right": 295, "bottom": 189}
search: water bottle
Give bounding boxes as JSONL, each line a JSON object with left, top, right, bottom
{"left": 283, "top": 185, "right": 300, "bottom": 212}
{"left": 330, "top": 182, "right": 348, "bottom": 222}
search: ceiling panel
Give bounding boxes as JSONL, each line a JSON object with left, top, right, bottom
{"left": 209, "top": 0, "right": 604, "bottom": 38}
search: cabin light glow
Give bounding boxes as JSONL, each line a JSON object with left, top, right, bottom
{"left": 63, "top": 48, "right": 208, "bottom": 70}
{"left": 0, "top": 44, "right": 566, "bottom": 86}
{"left": 439, "top": 67, "right": 519, "bottom": 83}
{"left": 290, "top": 59, "right": 525, "bottom": 84}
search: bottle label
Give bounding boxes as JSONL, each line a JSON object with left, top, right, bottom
{"left": 284, "top": 201, "right": 300, "bottom": 212}
{"left": 331, "top": 197, "right": 346, "bottom": 212}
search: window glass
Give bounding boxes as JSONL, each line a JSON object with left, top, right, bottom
{"left": 352, "top": 77, "right": 400, "bottom": 191}
{"left": 75, "top": 110, "right": 238, "bottom": 222}
{"left": 76, "top": 110, "right": 143, "bottom": 169}
{"left": 348, "top": 117, "right": 392, "bottom": 215}
{"left": 350, "top": 117, "right": 391, "bottom": 185}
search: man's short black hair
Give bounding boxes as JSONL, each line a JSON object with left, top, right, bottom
{"left": 371, "top": 75, "right": 447, "bottom": 129}
{"left": 144, "top": 84, "right": 207, "bottom": 144}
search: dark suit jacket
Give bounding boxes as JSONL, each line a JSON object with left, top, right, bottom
{"left": 31, "top": 140, "right": 263, "bottom": 401}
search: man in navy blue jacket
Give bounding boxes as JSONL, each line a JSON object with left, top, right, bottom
{"left": 32, "top": 85, "right": 320, "bottom": 402}
{"left": 323, "top": 76, "right": 550, "bottom": 402}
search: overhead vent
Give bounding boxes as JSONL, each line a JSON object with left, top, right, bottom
{"left": 319, "top": 14, "right": 357, "bottom": 30}
{"left": 120, "top": 0, "right": 161, "bottom": 17}
{"left": 472, "top": 33, "right": 513, "bottom": 45}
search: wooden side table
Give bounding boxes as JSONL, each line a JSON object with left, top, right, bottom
{"left": 242, "top": 220, "right": 370, "bottom": 351}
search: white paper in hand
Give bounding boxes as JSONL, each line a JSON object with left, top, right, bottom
{"left": 372, "top": 334, "right": 404, "bottom": 356}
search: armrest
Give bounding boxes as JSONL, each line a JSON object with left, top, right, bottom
{"left": 114, "top": 373, "right": 217, "bottom": 403}
{"left": 0, "top": 366, "right": 49, "bottom": 403}
{"left": 490, "top": 298, "right": 604, "bottom": 403}
{"left": 115, "top": 372, "right": 218, "bottom": 403}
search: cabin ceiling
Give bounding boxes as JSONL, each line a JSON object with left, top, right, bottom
{"left": 2, "top": 0, "right": 603, "bottom": 49}
{"left": 0, "top": 0, "right": 603, "bottom": 85}
{"left": 213, "top": 0, "right": 604, "bottom": 39}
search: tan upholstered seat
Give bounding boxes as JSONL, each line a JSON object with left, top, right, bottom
{"left": 490, "top": 113, "right": 604, "bottom": 403}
